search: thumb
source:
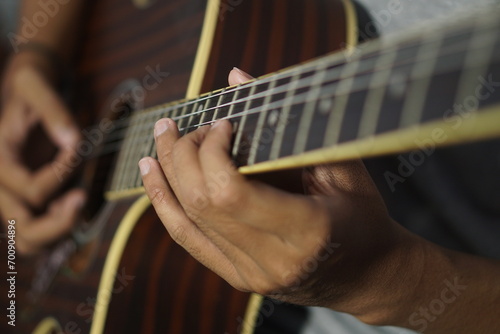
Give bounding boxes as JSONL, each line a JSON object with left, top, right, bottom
{"left": 18, "top": 67, "right": 81, "bottom": 149}
{"left": 20, "top": 189, "right": 85, "bottom": 254}
{"left": 228, "top": 67, "right": 254, "bottom": 86}
{"left": 303, "top": 160, "right": 379, "bottom": 198}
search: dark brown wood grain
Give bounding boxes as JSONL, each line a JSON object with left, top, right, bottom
{"left": 1, "top": 1, "right": 349, "bottom": 333}
{"left": 201, "top": 0, "right": 347, "bottom": 92}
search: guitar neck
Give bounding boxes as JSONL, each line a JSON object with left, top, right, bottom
{"left": 108, "top": 7, "right": 500, "bottom": 196}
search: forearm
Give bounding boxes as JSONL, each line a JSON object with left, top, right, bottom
{"left": 14, "top": 0, "right": 86, "bottom": 63}
{"left": 358, "top": 229, "right": 500, "bottom": 333}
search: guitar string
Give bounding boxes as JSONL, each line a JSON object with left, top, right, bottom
{"left": 96, "top": 47, "right": 499, "bottom": 158}
{"left": 112, "top": 9, "right": 500, "bottom": 189}
{"left": 100, "top": 18, "right": 492, "bottom": 142}
{"left": 80, "top": 15, "right": 498, "bottom": 160}
{"left": 110, "top": 10, "right": 500, "bottom": 188}
{"left": 100, "top": 12, "right": 496, "bottom": 136}
{"left": 101, "top": 32, "right": 481, "bottom": 145}
{"left": 98, "top": 34, "right": 498, "bottom": 155}
{"left": 99, "top": 47, "right": 500, "bottom": 159}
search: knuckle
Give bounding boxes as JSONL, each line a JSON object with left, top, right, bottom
{"left": 157, "top": 146, "right": 172, "bottom": 165}
{"left": 169, "top": 225, "right": 188, "bottom": 246}
{"left": 148, "top": 187, "right": 167, "bottom": 206}
{"left": 210, "top": 184, "right": 244, "bottom": 210}
{"left": 27, "top": 188, "right": 45, "bottom": 208}
{"left": 172, "top": 138, "right": 186, "bottom": 154}
{"left": 229, "top": 280, "right": 250, "bottom": 293}
{"left": 183, "top": 204, "right": 202, "bottom": 223}
{"left": 249, "top": 276, "right": 278, "bottom": 296}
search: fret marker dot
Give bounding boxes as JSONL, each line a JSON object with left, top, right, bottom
{"left": 319, "top": 99, "right": 332, "bottom": 114}
{"left": 268, "top": 110, "right": 280, "bottom": 127}
{"left": 388, "top": 72, "right": 408, "bottom": 98}
{"left": 232, "top": 121, "right": 239, "bottom": 133}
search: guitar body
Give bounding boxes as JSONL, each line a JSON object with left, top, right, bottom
{"left": 2, "top": 1, "right": 354, "bottom": 333}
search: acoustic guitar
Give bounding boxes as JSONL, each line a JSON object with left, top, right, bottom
{"left": 1, "top": 0, "right": 354, "bottom": 333}
{"left": 2, "top": 0, "right": 500, "bottom": 333}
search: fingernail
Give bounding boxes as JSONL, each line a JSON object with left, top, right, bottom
{"left": 232, "top": 67, "right": 252, "bottom": 81}
{"left": 154, "top": 119, "right": 169, "bottom": 137}
{"left": 211, "top": 119, "right": 223, "bottom": 130}
{"left": 139, "top": 158, "right": 151, "bottom": 175}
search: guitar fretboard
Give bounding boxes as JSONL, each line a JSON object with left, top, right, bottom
{"left": 109, "top": 7, "right": 500, "bottom": 194}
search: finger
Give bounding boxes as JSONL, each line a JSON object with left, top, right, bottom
{"left": 25, "top": 189, "right": 85, "bottom": 254}
{"left": 18, "top": 67, "right": 81, "bottom": 149}
{"left": 0, "top": 141, "right": 77, "bottom": 207}
{"left": 28, "top": 148, "right": 80, "bottom": 206}
{"left": 153, "top": 118, "right": 183, "bottom": 197}
{"left": 304, "top": 160, "right": 381, "bottom": 197}
{"left": 198, "top": 120, "right": 250, "bottom": 214}
{"left": 0, "top": 188, "right": 85, "bottom": 255}
{"left": 0, "top": 160, "right": 33, "bottom": 203}
{"left": 0, "top": 88, "right": 79, "bottom": 205}
{"left": 139, "top": 157, "right": 250, "bottom": 290}
{"left": 0, "top": 100, "right": 35, "bottom": 197}
{"left": 0, "top": 187, "right": 31, "bottom": 223}
{"left": 156, "top": 119, "right": 210, "bottom": 206}
{"left": 198, "top": 119, "right": 302, "bottom": 228}
{"left": 197, "top": 120, "right": 325, "bottom": 264}
{"left": 228, "top": 67, "right": 254, "bottom": 86}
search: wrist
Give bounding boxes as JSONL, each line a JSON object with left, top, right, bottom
{"left": 349, "top": 227, "right": 432, "bottom": 326}
{"left": 357, "top": 231, "right": 465, "bottom": 328}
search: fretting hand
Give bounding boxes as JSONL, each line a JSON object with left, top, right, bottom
{"left": 140, "top": 68, "right": 421, "bottom": 322}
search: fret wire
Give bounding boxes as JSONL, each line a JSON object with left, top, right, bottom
{"left": 140, "top": 105, "right": 171, "bottom": 185}
{"left": 115, "top": 112, "right": 145, "bottom": 190}
{"left": 102, "top": 46, "right": 499, "bottom": 166}
{"left": 105, "top": 12, "right": 500, "bottom": 188}
{"left": 109, "top": 117, "right": 132, "bottom": 191}
{"left": 453, "top": 24, "right": 498, "bottom": 116}
{"left": 174, "top": 35, "right": 479, "bottom": 132}
{"left": 176, "top": 103, "right": 194, "bottom": 136}
{"left": 213, "top": 89, "right": 227, "bottom": 122}
{"left": 183, "top": 102, "right": 199, "bottom": 135}
{"left": 112, "top": 40, "right": 496, "bottom": 151}
{"left": 148, "top": 104, "right": 181, "bottom": 159}
{"left": 399, "top": 34, "right": 443, "bottom": 128}
{"left": 193, "top": 103, "right": 205, "bottom": 130}
{"left": 225, "top": 89, "right": 242, "bottom": 137}
{"left": 226, "top": 89, "right": 241, "bottom": 118}
{"left": 357, "top": 46, "right": 399, "bottom": 138}
{"left": 129, "top": 110, "right": 153, "bottom": 188}
{"left": 142, "top": 19, "right": 484, "bottom": 122}
{"left": 293, "top": 62, "right": 330, "bottom": 155}
{"left": 107, "top": 14, "right": 497, "bottom": 145}
{"left": 111, "top": 43, "right": 498, "bottom": 153}
{"left": 268, "top": 73, "right": 303, "bottom": 160}
{"left": 323, "top": 59, "right": 361, "bottom": 147}
{"left": 232, "top": 85, "right": 257, "bottom": 160}
{"left": 111, "top": 34, "right": 461, "bottom": 136}
{"left": 143, "top": 107, "right": 160, "bottom": 158}
{"left": 121, "top": 113, "right": 146, "bottom": 190}
{"left": 103, "top": 31, "right": 492, "bottom": 145}
{"left": 198, "top": 94, "right": 211, "bottom": 126}
{"left": 248, "top": 80, "right": 278, "bottom": 165}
